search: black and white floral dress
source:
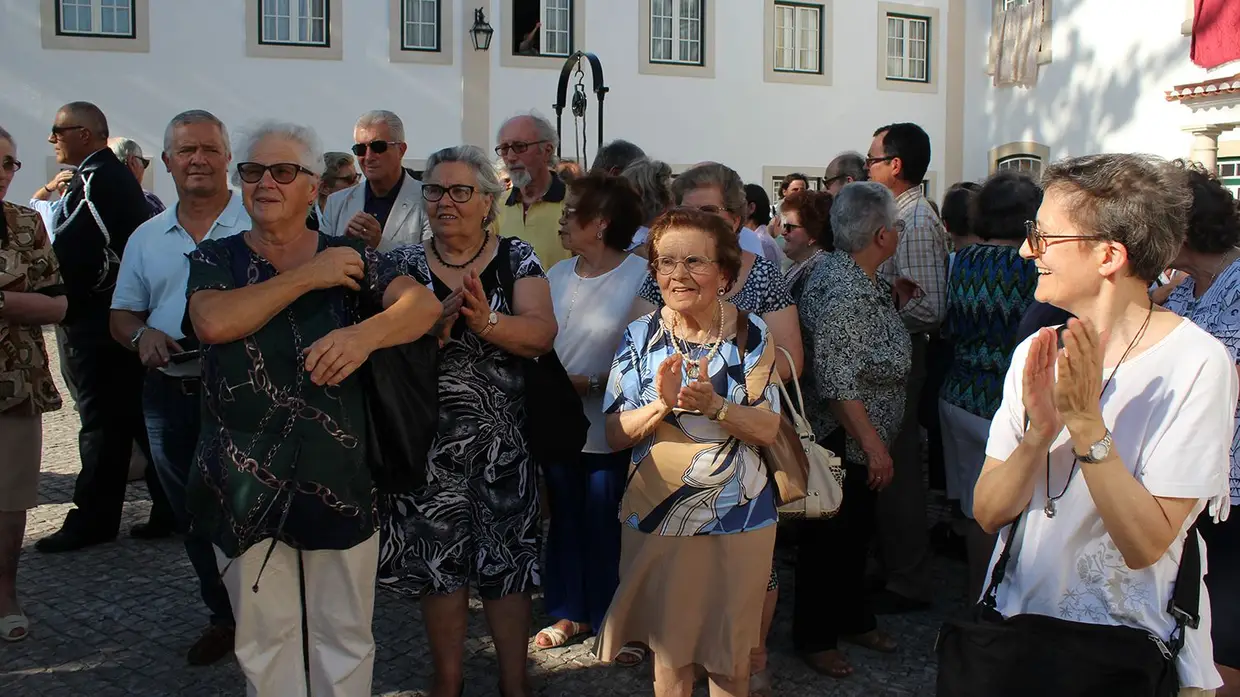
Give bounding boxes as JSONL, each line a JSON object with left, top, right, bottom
{"left": 376, "top": 237, "right": 544, "bottom": 599}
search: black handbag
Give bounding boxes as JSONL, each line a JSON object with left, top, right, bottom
{"left": 935, "top": 507, "right": 1202, "bottom": 697}
{"left": 495, "top": 237, "right": 590, "bottom": 465}
{"left": 355, "top": 279, "right": 439, "bottom": 495}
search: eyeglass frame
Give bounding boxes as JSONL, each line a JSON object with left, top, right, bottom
{"left": 652, "top": 255, "right": 719, "bottom": 276}
{"left": 494, "top": 140, "right": 548, "bottom": 157}
{"left": 236, "top": 162, "right": 318, "bottom": 185}
{"left": 49, "top": 125, "right": 86, "bottom": 140}
{"left": 865, "top": 155, "right": 896, "bottom": 167}
{"left": 422, "top": 184, "right": 478, "bottom": 204}
{"left": 1023, "top": 220, "right": 1107, "bottom": 256}
{"left": 351, "top": 140, "right": 403, "bottom": 157}
{"left": 0, "top": 157, "right": 22, "bottom": 174}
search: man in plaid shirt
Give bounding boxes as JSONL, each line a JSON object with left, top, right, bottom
{"left": 864, "top": 122, "right": 948, "bottom": 612}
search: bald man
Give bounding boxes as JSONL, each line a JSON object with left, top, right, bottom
{"left": 38, "top": 101, "right": 174, "bottom": 553}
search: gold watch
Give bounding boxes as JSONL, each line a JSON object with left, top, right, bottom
{"left": 710, "top": 399, "right": 730, "bottom": 422}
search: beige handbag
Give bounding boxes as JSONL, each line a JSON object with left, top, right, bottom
{"left": 772, "top": 347, "right": 845, "bottom": 520}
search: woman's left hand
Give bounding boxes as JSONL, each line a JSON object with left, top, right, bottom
{"left": 303, "top": 325, "right": 376, "bottom": 386}
{"left": 1053, "top": 317, "right": 1107, "bottom": 438}
{"left": 457, "top": 269, "right": 494, "bottom": 334}
{"left": 677, "top": 357, "right": 721, "bottom": 415}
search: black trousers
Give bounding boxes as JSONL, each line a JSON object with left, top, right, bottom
{"left": 60, "top": 324, "right": 173, "bottom": 538}
{"left": 792, "top": 460, "right": 879, "bottom": 653}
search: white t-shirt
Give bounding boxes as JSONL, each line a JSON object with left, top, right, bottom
{"left": 984, "top": 319, "right": 1236, "bottom": 690}
{"left": 547, "top": 254, "right": 649, "bottom": 454}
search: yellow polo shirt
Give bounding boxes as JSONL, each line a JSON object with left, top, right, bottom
{"left": 496, "top": 172, "right": 570, "bottom": 268}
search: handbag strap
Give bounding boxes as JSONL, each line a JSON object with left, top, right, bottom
{"left": 979, "top": 417, "right": 1203, "bottom": 656}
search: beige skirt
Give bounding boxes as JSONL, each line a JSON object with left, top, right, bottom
{"left": 594, "top": 524, "right": 776, "bottom": 676}
{"left": 0, "top": 407, "right": 42, "bottom": 512}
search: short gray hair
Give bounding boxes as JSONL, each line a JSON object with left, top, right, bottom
{"left": 621, "top": 157, "right": 673, "bottom": 224}
{"left": 824, "top": 151, "right": 868, "bottom": 184}
{"left": 109, "top": 137, "right": 144, "bottom": 162}
{"left": 163, "top": 110, "right": 230, "bottom": 156}
{"left": 230, "top": 120, "right": 323, "bottom": 187}
{"left": 424, "top": 145, "right": 506, "bottom": 226}
{"left": 830, "top": 182, "right": 898, "bottom": 253}
{"left": 498, "top": 112, "right": 559, "bottom": 165}
{"left": 0, "top": 125, "right": 13, "bottom": 147}
{"left": 322, "top": 151, "right": 356, "bottom": 182}
{"left": 1042, "top": 154, "right": 1190, "bottom": 283}
{"left": 592, "top": 139, "right": 646, "bottom": 174}
{"left": 355, "top": 110, "right": 405, "bottom": 142}
{"left": 670, "top": 162, "right": 747, "bottom": 219}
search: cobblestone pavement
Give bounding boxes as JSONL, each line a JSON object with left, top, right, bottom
{"left": 1, "top": 331, "right": 966, "bottom": 696}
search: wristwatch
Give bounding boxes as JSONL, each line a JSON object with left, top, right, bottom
{"left": 709, "top": 399, "right": 730, "bottom": 422}
{"left": 587, "top": 374, "right": 601, "bottom": 396}
{"left": 129, "top": 325, "right": 149, "bottom": 349}
{"left": 478, "top": 311, "right": 499, "bottom": 338}
{"left": 1075, "top": 429, "right": 1113, "bottom": 464}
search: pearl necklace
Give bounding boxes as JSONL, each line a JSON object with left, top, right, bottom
{"left": 668, "top": 300, "right": 724, "bottom": 380}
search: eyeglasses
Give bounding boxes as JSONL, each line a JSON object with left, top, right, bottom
{"left": 49, "top": 125, "right": 86, "bottom": 139}
{"left": 335, "top": 172, "right": 360, "bottom": 186}
{"left": 783, "top": 222, "right": 804, "bottom": 233}
{"left": 494, "top": 140, "right": 548, "bottom": 157}
{"left": 695, "top": 204, "right": 728, "bottom": 216}
{"left": 1, "top": 157, "right": 21, "bottom": 173}
{"left": 865, "top": 155, "right": 896, "bottom": 167}
{"left": 422, "top": 184, "right": 477, "bottom": 203}
{"left": 135, "top": 156, "right": 151, "bottom": 168}
{"left": 351, "top": 141, "right": 401, "bottom": 156}
{"left": 1023, "top": 220, "right": 1106, "bottom": 256}
{"left": 236, "top": 162, "right": 317, "bottom": 185}
{"left": 653, "top": 255, "right": 717, "bottom": 276}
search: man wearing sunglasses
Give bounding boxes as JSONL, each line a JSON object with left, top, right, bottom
{"left": 822, "top": 151, "right": 868, "bottom": 195}
{"left": 320, "top": 110, "right": 431, "bottom": 252}
{"left": 109, "top": 137, "right": 165, "bottom": 218}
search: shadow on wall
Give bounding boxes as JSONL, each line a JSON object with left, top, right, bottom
{"left": 982, "top": 0, "right": 1192, "bottom": 171}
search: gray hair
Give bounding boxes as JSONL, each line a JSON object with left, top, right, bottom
{"left": 621, "top": 157, "right": 673, "bottom": 224}
{"left": 498, "top": 111, "right": 559, "bottom": 165}
{"left": 424, "top": 145, "right": 506, "bottom": 226}
{"left": 355, "top": 110, "right": 405, "bottom": 142}
{"left": 830, "top": 182, "right": 899, "bottom": 253}
{"left": 163, "top": 110, "right": 231, "bottom": 156}
{"left": 0, "top": 125, "right": 13, "bottom": 147}
{"left": 670, "top": 162, "right": 748, "bottom": 219}
{"left": 592, "top": 139, "right": 646, "bottom": 174}
{"left": 824, "top": 151, "right": 868, "bottom": 184}
{"left": 109, "top": 137, "right": 144, "bottom": 162}
{"left": 230, "top": 120, "right": 323, "bottom": 187}
{"left": 322, "top": 151, "right": 356, "bottom": 183}
{"left": 1042, "top": 153, "right": 1190, "bottom": 283}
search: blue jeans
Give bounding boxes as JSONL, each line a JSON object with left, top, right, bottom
{"left": 143, "top": 371, "right": 233, "bottom": 628}
{"left": 542, "top": 451, "right": 629, "bottom": 630}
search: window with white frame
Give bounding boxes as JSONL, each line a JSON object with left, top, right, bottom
{"left": 885, "top": 13, "right": 929, "bottom": 82}
{"left": 512, "top": 0, "right": 574, "bottom": 57}
{"left": 650, "top": 0, "right": 704, "bottom": 65}
{"left": 260, "top": 0, "right": 328, "bottom": 46}
{"left": 774, "top": 2, "right": 822, "bottom": 73}
{"left": 1003, "top": 0, "right": 1029, "bottom": 7}
{"left": 997, "top": 154, "right": 1043, "bottom": 178}
{"left": 768, "top": 175, "right": 823, "bottom": 201}
{"left": 401, "top": 0, "right": 439, "bottom": 51}
{"left": 57, "top": 0, "right": 134, "bottom": 37}
{"left": 1218, "top": 158, "right": 1240, "bottom": 198}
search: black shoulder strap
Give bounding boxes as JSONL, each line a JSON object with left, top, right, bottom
{"left": 496, "top": 236, "right": 515, "bottom": 303}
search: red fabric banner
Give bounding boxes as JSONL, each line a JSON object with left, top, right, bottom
{"left": 1192, "top": 0, "right": 1240, "bottom": 69}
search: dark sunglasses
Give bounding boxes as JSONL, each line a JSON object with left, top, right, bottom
{"left": 422, "top": 184, "right": 477, "bottom": 203}
{"left": 865, "top": 155, "right": 896, "bottom": 167}
{"left": 236, "top": 162, "right": 316, "bottom": 185}
{"left": 50, "top": 125, "right": 86, "bottom": 138}
{"left": 1, "top": 158, "right": 21, "bottom": 173}
{"left": 494, "top": 140, "right": 547, "bottom": 157}
{"left": 136, "top": 156, "right": 151, "bottom": 168}
{"left": 351, "top": 140, "right": 401, "bottom": 156}
{"left": 334, "top": 172, "right": 359, "bottom": 186}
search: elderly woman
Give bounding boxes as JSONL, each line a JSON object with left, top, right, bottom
{"left": 537, "top": 173, "right": 648, "bottom": 657}
{"left": 964, "top": 154, "right": 1234, "bottom": 696}
{"left": 377, "top": 145, "right": 557, "bottom": 697}
{"left": 793, "top": 182, "right": 910, "bottom": 679}
{"left": 184, "top": 121, "right": 439, "bottom": 697}
{"left": 1161, "top": 161, "right": 1240, "bottom": 697}
{"left": 777, "top": 189, "right": 835, "bottom": 302}
{"left": 621, "top": 157, "right": 674, "bottom": 258}
{"left": 596, "top": 207, "right": 781, "bottom": 697}
{"left": 937, "top": 171, "right": 1041, "bottom": 601}
{"left": 628, "top": 162, "right": 801, "bottom": 692}
{"left": 0, "top": 127, "right": 67, "bottom": 642}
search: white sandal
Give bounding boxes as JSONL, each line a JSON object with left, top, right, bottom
{"left": 1, "top": 613, "right": 29, "bottom": 642}
{"left": 534, "top": 621, "right": 586, "bottom": 650}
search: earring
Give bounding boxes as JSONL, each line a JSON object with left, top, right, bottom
{"left": 717, "top": 287, "right": 726, "bottom": 296}
{"left": 596, "top": 226, "right": 607, "bottom": 240}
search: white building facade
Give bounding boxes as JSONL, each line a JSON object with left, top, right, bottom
{"left": 0, "top": 0, "right": 1232, "bottom": 207}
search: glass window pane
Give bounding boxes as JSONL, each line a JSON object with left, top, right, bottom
{"left": 102, "top": 8, "right": 115, "bottom": 33}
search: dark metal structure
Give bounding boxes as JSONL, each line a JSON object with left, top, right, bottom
{"left": 552, "top": 51, "right": 608, "bottom": 170}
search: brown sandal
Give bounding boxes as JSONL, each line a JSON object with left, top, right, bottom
{"left": 843, "top": 629, "right": 899, "bottom": 654}
{"left": 803, "top": 649, "right": 853, "bottom": 679}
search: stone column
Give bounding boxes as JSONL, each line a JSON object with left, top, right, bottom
{"left": 1187, "top": 125, "right": 1224, "bottom": 172}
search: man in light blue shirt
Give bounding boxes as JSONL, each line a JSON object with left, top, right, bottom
{"left": 108, "top": 110, "right": 245, "bottom": 668}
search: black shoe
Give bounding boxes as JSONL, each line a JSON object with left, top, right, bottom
{"left": 871, "top": 589, "right": 932, "bottom": 615}
{"left": 34, "top": 529, "right": 115, "bottom": 553}
{"left": 129, "top": 521, "right": 176, "bottom": 540}
{"left": 186, "top": 625, "right": 235, "bottom": 666}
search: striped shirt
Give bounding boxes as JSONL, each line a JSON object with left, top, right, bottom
{"left": 879, "top": 186, "right": 949, "bottom": 333}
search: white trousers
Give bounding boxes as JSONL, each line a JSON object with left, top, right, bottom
{"left": 215, "top": 532, "right": 380, "bottom": 697}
